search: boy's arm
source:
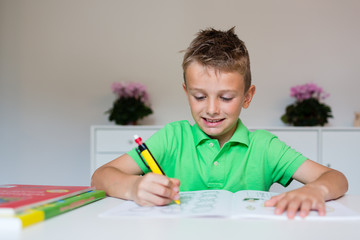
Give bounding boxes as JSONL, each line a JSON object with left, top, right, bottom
{"left": 91, "top": 154, "right": 180, "bottom": 206}
{"left": 265, "top": 159, "right": 348, "bottom": 219}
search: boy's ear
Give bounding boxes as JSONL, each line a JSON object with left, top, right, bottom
{"left": 243, "top": 85, "right": 256, "bottom": 109}
{"left": 182, "top": 82, "right": 188, "bottom": 95}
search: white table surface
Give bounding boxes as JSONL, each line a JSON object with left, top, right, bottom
{"left": 2, "top": 195, "right": 360, "bottom": 240}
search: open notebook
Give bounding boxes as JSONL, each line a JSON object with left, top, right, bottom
{"left": 99, "top": 190, "right": 360, "bottom": 220}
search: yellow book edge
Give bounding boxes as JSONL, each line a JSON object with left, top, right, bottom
{"left": 18, "top": 209, "right": 45, "bottom": 228}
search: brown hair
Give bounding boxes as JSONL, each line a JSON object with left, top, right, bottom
{"left": 182, "top": 27, "right": 252, "bottom": 92}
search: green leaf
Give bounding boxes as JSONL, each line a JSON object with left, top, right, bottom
{"left": 280, "top": 98, "right": 332, "bottom": 126}
{"left": 106, "top": 97, "right": 153, "bottom": 125}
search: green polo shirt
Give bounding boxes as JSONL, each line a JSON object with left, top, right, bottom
{"left": 128, "top": 120, "right": 307, "bottom": 193}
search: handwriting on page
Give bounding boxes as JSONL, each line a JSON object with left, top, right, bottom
{"left": 99, "top": 190, "right": 230, "bottom": 218}
{"left": 99, "top": 190, "right": 360, "bottom": 220}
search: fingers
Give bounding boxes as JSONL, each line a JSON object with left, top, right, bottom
{"left": 299, "top": 200, "right": 312, "bottom": 218}
{"left": 136, "top": 189, "right": 174, "bottom": 206}
{"left": 315, "top": 201, "right": 326, "bottom": 216}
{"left": 284, "top": 199, "right": 326, "bottom": 219}
{"left": 265, "top": 188, "right": 327, "bottom": 219}
{"left": 264, "top": 193, "right": 285, "bottom": 207}
{"left": 170, "top": 178, "right": 181, "bottom": 189}
{"left": 133, "top": 173, "right": 180, "bottom": 206}
{"left": 148, "top": 177, "right": 179, "bottom": 201}
{"left": 285, "top": 199, "right": 303, "bottom": 219}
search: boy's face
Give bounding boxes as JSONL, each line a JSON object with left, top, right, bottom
{"left": 183, "top": 61, "right": 255, "bottom": 146}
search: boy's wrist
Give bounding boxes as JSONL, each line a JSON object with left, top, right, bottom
{"left": 124, "top": 175, "right": 143, "bottom": 201}
{"left": 304, "top": 182, "right": 329, "bottom": 200}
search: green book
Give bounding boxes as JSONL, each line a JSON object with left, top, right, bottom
{"left": 0, "top": 190, "right": 106, "bottom": 230}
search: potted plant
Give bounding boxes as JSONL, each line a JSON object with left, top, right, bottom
{"left": 281, "top": 83, "right": 332, "bottom": 126}
{"left": 106, "top": 82, "right": 153, "bottom": 125}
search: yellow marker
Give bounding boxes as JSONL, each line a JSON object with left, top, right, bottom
{"left": 134, "top": 135, "right": 180, "bottom": 205}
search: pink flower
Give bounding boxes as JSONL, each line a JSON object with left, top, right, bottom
{"left": 111, "top": 82, "right": 151, "bottom": 105}
{"left": 290, "top": 83, "right": 329, "bottom": 102}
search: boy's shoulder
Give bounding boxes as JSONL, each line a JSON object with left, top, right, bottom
{"left": 248, "top": 128, "right": 278, "bottom": 143}
{"left": 162, "top": 120, "right": 192, "bottom": 132}
{"left": 229, "top": 122, "right": 278, "bottom": 147}
{"left": 155, "top": 120, "right": 193, "bottom": 137}
{"left": 249, "top": 128, "right": 275, "bottom": 136}
{"left": 150, "top": 120, "right": 194, "bottom": 148}
{"left": 165, "top": 120, "right": 192, "bottom": 127}
{"left": 242, "top": 128, "right": 287, "bottom": 155}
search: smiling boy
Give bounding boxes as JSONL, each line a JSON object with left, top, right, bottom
{"left": 183, "top": 61, "right": 255, "bottom": 148}
{"left": 91, "top": 27, "right": 348, "bottom": 219}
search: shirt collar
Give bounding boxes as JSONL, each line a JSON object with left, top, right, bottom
{"left": 191, "top": 119, "right": 250, "bottom": 147}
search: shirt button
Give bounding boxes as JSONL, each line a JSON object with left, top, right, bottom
{"left": 209, "top": 142, "right": 214, "bottom": 147}
{"left": 214, "top": 161, "right": 219, "bottom": 166}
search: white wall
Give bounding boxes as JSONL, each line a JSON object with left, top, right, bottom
{"left": 1, "top": 0, "right": 359, "bottom": 185}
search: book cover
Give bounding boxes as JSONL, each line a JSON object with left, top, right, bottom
{"left": 0, "top": 184, "right": 94, "bottom": 216}
{"left": 0, "top": 189, "right": 106, "bottom": 231}
{"left": 99, "top": 190, "right": 360, "bottom": 220}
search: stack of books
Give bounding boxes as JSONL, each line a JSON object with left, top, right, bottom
{"left": 0, "top": 184, "right": 105, "bottom": 230}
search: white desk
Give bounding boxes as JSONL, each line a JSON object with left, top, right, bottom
{"left": 4, "top": 195, "right": 360, "bottom": 240}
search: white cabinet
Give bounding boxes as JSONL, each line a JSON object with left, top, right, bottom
{"left": 91, "top": 126, "right": 360, "bottom": 194}
{"left": 322, "top": 129, "right": 360, "bottom": 194}
{"left": 90, "top": 126, "right": 161, "bottom": 175}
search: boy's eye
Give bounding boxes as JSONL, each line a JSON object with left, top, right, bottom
{"left": 221, "top": 96, "right": 233, "bottom": 101}
{"left": 194, "top": 96, "right": 206, "bottom": 101}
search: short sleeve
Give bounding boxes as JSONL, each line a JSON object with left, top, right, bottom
{"left": 127, "top": 121, "right": 184, "bottom": 175}
{"left": 266, "top": 136, "right": 307, "bottom": 187}
{"left": 127, "top": 127, "right": 168, "bottom": 174}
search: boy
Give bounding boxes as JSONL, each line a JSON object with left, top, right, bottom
{"left": 91, "top": 27, "right": 348, "bottom": 219}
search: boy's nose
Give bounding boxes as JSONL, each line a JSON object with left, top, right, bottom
{"left": 206, "top": 99, "right": 220, "bottom": 116}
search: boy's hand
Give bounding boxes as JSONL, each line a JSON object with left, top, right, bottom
{"left": 264, "top": 185, "right": 326, "bottom": 219}
{"left": 130, "top": 173, "right": 180, "bottom": 206}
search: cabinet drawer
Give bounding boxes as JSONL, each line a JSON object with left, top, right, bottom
{"left": 322, "top": 130, "right": 360, "bottom": 194}
{"left": 95, "top": 128, "right": 158, "bottom": 152}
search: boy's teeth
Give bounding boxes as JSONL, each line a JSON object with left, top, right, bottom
{"left": 207, "top": 119, "right": 220, "bottom": 123}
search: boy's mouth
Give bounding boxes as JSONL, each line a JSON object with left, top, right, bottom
{"left": 202, "top": 118, "right": 225, "bottom": 126}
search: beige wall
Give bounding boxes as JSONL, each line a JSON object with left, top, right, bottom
{"left": 1, "top": 0, "right": 359, "bottom": 185}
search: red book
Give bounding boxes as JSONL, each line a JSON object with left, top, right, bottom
{"left": 0, "top": 184, "right": 94, "bottom": 216}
